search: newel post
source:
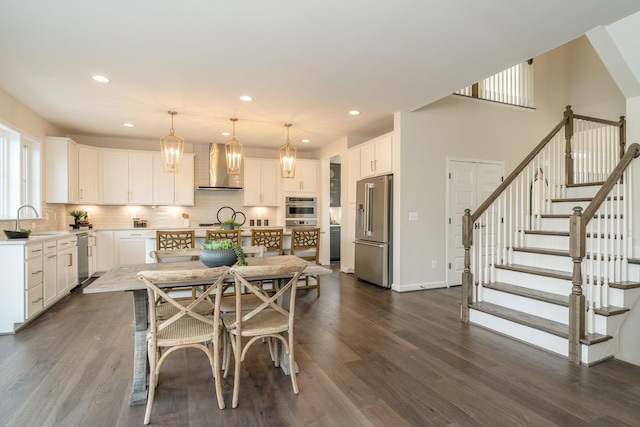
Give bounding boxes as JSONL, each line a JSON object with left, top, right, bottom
{"left": 619, "top": 115, "right": 626, "bottom": 160}
{"left": 461, "top": 209, "right": 473, "bottom": 322}
{"left": 568, "top": 206, "right": 586, "bottom": 365}
{"left": 564, "top": 105, "right": 574, "bottom": 185}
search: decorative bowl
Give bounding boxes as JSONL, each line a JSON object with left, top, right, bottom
{"left": 200, "top": 249, "right": 237, "bottom": 268}
{"left": 4, "top": 230, "right": 31, "bottom": 239}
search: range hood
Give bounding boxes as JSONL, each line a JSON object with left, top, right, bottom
{"left": 197, "top": 143, "right": 243, "bottom": 190}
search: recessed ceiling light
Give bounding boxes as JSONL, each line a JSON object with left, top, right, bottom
{"left": 302, "top": 139, "right": 310, "bottom": 143}
{"left": 92, "top": 75, "right": 110, "bottom": 83}
{"left": 123, "top": 123, "right": 134, "bottom": 127}
{"left": 239, "top": 95, "right": 253, "bottom": 102}
{"left": 221, "top": 132, "right": 231, "bottom": 136}
{"left": 349, "top": 110, "right": 361, "bottom": 115}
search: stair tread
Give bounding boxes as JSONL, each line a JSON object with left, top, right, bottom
{"left": 470, "top": 301, "right": 568, "bottom": 337}
{"left": 495, "top": 263, "right": 571, "bottom": 280}
{"left": 483, "top": 281, "right": 568, "bottom": 306}
{"left": 539, "top": 214, "right": 623, "bottom": 219}
{"left": 608, "top": 281, "right": 640, "bottom": 290}
{"left": 513, "top": 246, "right": 569, "bottom": 257}
{"left": 470, "top": 301, "right": 613, "bottom": 345}
{"left": 550, "top": 196, "right": 622, "bottom": 203}
{"left": 525, "top": 230, "right": 569, "bottom": 236}
{"left": 593, "top": 305, "right": 629, "bottom": 316}
{"left": 566, "top": 181, "right": 606, "bottom": 188}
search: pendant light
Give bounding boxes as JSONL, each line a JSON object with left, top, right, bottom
{"left": 160, "top": 111, "right": 184, "bottom": 173}
{"left": 225, "top": 118, "right": 243, "bottom": 175}
{"left": 279, "top": 123, "right": 296, "bottom": 178}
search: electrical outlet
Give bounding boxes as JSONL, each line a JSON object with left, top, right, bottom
{"left": 45, "top": 212, "right": 50, "bottom": 221}
{"left": 431, "top": 260, "right": 437, "bottom": 268}
{"left": 409, "top": 212, "right": 418, "bottom": 221}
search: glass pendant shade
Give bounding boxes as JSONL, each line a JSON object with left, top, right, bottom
{"left": 160, "top": 111, "right": 184, "bottom": 173}
{"left": 279, "top": 124, "right": 296, "bottom": 178}
{"left": 225, "top": 118, "right": 242, "bottom": 175}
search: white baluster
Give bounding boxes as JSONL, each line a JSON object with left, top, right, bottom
{"left": 603, "top": 201, "right": 609, "bottom": 307}
{"left": 509, "top": 184, "right": 514, "bottom": 264}
{"left": 587, "top": 221, "right": 595, "bottom": 334}
{"left": 496, "top": 198, "right": 502, "bottom": 268}
{"left": 596, "top": 212, "right": 602, "bottom": 309}
{"left": 622, "top": 168, "right": 629, "bottom": 281}
{"left": 484, "top": 211, "right": 490, "bottom": 285}
{"left": 615, "top": 181, "right": 621, "bottom": 283}
{"left": 515, "top": 176, "right": 520, "bottom": 248}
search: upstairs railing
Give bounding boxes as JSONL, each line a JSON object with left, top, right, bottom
{"left": 461, "top": 106, "right": 626, "bottom": 364}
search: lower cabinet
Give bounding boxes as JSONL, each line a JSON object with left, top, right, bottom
{"left": 56, "top": 237, "right": 78, "bottom": 297}
{"left": 117, "top": 231, "right": 147, "bottom": 265}
{"left": 96, "top": 231, "right": 115, "bottom": 273}
{"left": 25, "top": 244, "right": 44, "bottom": 320}
{"left": 88, "top": 233, "right": 97, "bottom": 277}
{"left": 43, "top": 241, "right": 58, "bottom": 307}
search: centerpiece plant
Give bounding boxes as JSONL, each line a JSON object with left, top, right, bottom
{"left": 220, "top": 219, "right": 241, "bottom": 230}
{"left": 69, "top": 209, "right": 88, "bottom": 224}
{"left": 200, "top": 238, "right": 247, "bottom": 267}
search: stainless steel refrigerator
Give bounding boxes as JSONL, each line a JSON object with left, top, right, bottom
{"left": 354, "top": 174, "right": 392, "bottom": 288}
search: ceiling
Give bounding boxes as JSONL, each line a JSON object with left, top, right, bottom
{"left": 1, "top": 1, "right": 640, "bottom": 152}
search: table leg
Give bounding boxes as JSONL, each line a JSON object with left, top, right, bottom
{"left": 129, "top": 289, "right": 148, "bottom": 406}
{"left": 275, "top": 278, "right": 299, "bottom": 376}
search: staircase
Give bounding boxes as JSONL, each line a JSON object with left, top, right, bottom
{"left": 461, "top": 106, "right": 640, "bottom": 365}
{"left": 468, "top": 182, "right": 640, "bottom": 365}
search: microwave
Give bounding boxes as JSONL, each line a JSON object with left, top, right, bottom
{"left": 285, "top": 196, "right": 317, "bottom": 219}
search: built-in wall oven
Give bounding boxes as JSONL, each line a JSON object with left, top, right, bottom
{"left": 285, "top": 196, "right": 317, "bottom": 219}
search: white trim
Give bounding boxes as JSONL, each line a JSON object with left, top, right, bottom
{"left": 392, "top": 280, "right": 447, "bottom": 292}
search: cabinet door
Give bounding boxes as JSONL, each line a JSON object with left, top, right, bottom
{"left": 118, "top": 237, "right": 147, "bottom": 265}
{"left": 25, "top": 284, "right": 44, "bottom": 320}
{"left": 374, "top": 134, "right": 393, "bottom": 175}
{"left": 260, "top": 159, "right": 279, "bottom": 206}
{"left": 66, "top": 248, "right": 78, "bottom": 290}
{"left": 87, "top": 235, "right": 97, "bottom": 277}
{"left": 43, "top": 252, "right": 57, "bottom": 306}
{"left": 128, "top": 152, "right": 153, "bottom": 204}
{"left": 45, "top": 137, "right": 78, "bottom": 203}
{"left": 96, "top": 231, "right": 115, "bottom": 272}
{"left": 173, "top": 154, "right": 194, "bottom": 206}
{"left": 243, "top": 158, "right": 263, "bottom": 206}
{"left": 101, "top": 151, "right": 130, "bottom": 204}
{"left": 56, "top": 249, "right": 70, "bottom": 297}
{"left": 68, "top": 142, "right": 79, "bottom": 203}
{"left": 360, "top": 143, "right": 376, "bottom": 178}
{"left": 153, "top": 153, "right": 176, "bottom": 205}
{"left": 78, "top": 145, "right": 100, "bottom": 203}
{"left": 283, "top": 159, "right": 318, "bottom": 193}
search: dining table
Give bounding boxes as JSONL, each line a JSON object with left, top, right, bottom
{"left": 83, "top": 255, "right": 332, "bottom": 406}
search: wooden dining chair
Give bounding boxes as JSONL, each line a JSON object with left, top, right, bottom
{"left": 206, "top": 229, "right": 242, "bottom": 246}
{"left": 222, "top": 261, "right": 307, "bottom": 408}
{"left": 137, "top": 266, "right": 230, "bottom": 424}
{"left": 250, "top": 228, "right": 284, "bottom": 256}
{"left": 290, "top": 227, "right": 321, "bottom": 297}
{"left": 156, "top": 230, "right": 195, "bottom": 250}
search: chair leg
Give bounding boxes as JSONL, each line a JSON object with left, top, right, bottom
{"left": 213, "top": 331, "right": 225, "bottom": 410}
{"left": 288, "top": 334, "right": 299, "bottom": 394}
{"left": 316, "top": 276, "right": 321, "bottom": 297}
{"left": 232, "top": 334, "right": 242, "bottom": 408}
{"left": 144, "top": 341, "right": 157, "bottom": 425}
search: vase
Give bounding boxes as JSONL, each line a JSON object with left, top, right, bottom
{"left": 221, "top": 224, "right": 234, "bottom": 230}
{"left": 199, "top": 249, "right": 237, "bottom": 268}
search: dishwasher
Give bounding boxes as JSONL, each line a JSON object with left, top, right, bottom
{"left": 77, "top": 232, "right": 90, "bottom": 285}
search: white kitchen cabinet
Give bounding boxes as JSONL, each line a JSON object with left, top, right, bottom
{"left": 347, "top": 147, "right": 361, "bottom": 204}
{"left": 101, "top": 149, "right": 154, "bottom": 204}
{"left": 117, "top": 230, "right": 147, "bottom": 265}
{"left": 283, "top": 159, "right": 318, "bottom": 193}
{"left": 359, "top": 132, "right": 393, "bottom": 178}
{"left": 56, "top": 237, "right": 78, "bottom": 297}
{"left": 45, "top": 137, "right": 78, "bottom": 204}
{"left": 43, "top": 241, "right": 58, "bottom": 307}
{"left": 96, "top": 230, "right": 115, "bottom": 273}
{"left": 243, "top": 158, "right": 279, "bottom": 206}
{"left": 344, "top": 202, "right": 356, "bottom": 273}
{"left": 88, "top": 233, "right": 97, "bottom": 278}
{"left": 25, "top": 244, "right": 44, "bottom": 319}
{"left": 153, "top": 153, "right": 195, "bottom": 206}
{"left": 78, "top": 145, "right": 100, "bottom": 204}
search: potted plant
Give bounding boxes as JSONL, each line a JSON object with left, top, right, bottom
{"left": 200, "top": 239, "right": 247, "bottom": 268}
{"left": 69, "top": 209, "right": 87, "bottom": 225}
{"left": 220, "top": 218, "right": 240, "bottom": 230}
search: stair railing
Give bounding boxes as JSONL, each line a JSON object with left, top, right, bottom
{"left": 462, "top": 106, "right": 625, "bottom": 325}
{"left": 568, "top": 143, "right": 640, "bottom": 364}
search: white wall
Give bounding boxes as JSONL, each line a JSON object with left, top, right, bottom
{"left": 391, "top": 36, "right": 626, "bottom": 291}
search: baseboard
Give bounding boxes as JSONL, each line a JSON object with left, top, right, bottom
{"left": 392, "top": 281, "right": 447, "bottom": 292}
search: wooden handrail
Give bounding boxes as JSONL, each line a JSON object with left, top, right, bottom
{"left": 581, "top": 143, "right": 640, "bottom": 225}
{"left": 573, "top": 114, "right": 624, "bottom": 128}
{"left": 470, "top": 116, "right": 568, "bottom": 222}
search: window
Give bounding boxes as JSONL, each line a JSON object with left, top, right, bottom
{"left": 0, "top": 122, "right": 41, "bottom": 219}
{"left": 456, "top": 60, "right": 534, "bottom": 108}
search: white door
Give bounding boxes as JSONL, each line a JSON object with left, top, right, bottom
{"left": 447, "top": 160, "right": 503, "bottom": 286}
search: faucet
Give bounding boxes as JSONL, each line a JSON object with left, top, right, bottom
{"left": 16, "top": 204, "right": 39, "bottom": 231}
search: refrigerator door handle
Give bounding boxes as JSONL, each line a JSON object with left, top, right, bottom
{"left": 364, "top": 182, "right": 374, "bottom": 236}
{"left": 354, "top": 240, "right": 385, "bottom": 248}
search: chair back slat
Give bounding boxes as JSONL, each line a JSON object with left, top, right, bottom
{"left": 251, "top": 229, "right": 284, "bottom": 255}
{"left": 156, "top": 230, "right": 195, "bottom": 250}
{"left": 206, "top": 229, "right": 242, "bottom": 245}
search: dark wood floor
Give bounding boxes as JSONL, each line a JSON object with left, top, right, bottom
{"left": 1, "top": 264, "right": 640, "bottom": 426}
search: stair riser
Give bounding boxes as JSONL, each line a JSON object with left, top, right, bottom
{"left": 582, "top": 335, "right": 619, "bottom": 365}
{"left": 594, "top": 313, "right": 626, "bottom": 336}
{"left": 538, "top": 217, "right": 625, "bottom": 232}
{"left": 494, "top": 268, "right": 572, "bottom": 295}
{"left": 511, "top": 251, "right": 573, "bottom": 273}
{"left": 483, "top": 288, "right": 567, "bottom": 323}
{"left": 469, "top": 309, "right": 568, "bottom": 356}
{"left": 608, "top": 287, "right": 640, "bottom": 309}
{"left": 523, "top": 234, "right": 569, "bottom": 250}
{"left": 565, "top": 185, "right": 623, "bottom": 199}
{"left": 550, "top": 200, "right": 590, "bottom": 214}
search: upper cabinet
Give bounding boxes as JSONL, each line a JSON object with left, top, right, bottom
{"left": 283, "top": 159, "right": 318, "bottom": 193}
{"left": 101, "top": 149, "right": 153, "bottom": 205}
{"left": 77, "top": 145, "right": 100, "bottom": 204}
{"left": 153, "top": 153, "right": 194, "bottom": 206}
{"left": 244, "top": 158, "right": 279, "bottom": 206}
{"left": 45, "top": 137, "right": 78, "bottom": 204}
{"left": 359, "top": 132, "right": 393, "bottom": 178}
{"left": 330, "top": 163, "right": 341, "bottom": 207}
